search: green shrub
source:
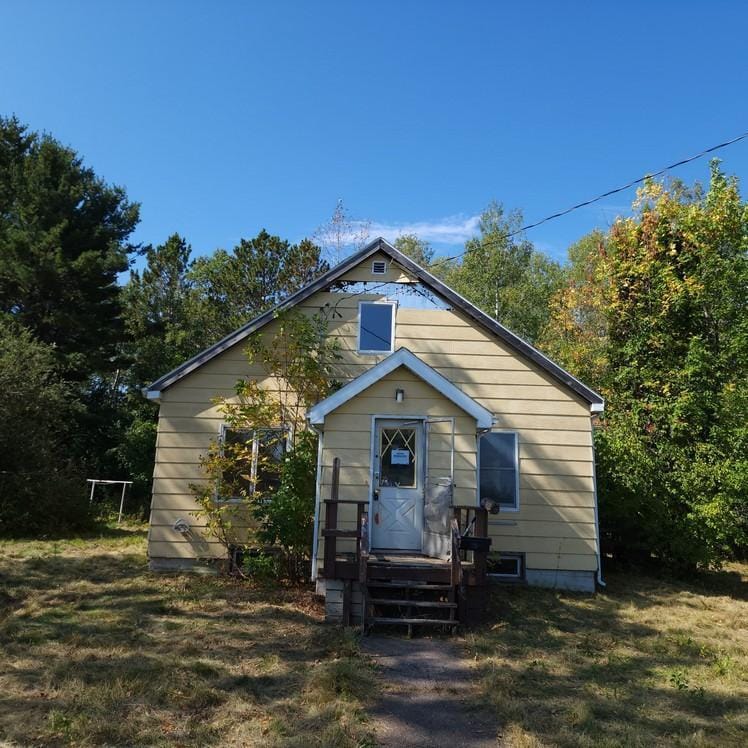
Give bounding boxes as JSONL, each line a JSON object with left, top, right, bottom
{"left": 0, "top": 320, "right": 92, "bottom": 536}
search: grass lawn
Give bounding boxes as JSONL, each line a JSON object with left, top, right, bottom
{"left": 0, "top": 524, "right": 375, "bottom": 747}
{"left": 2, "top": 527, "right": 746, "bottom": 747}
{"left": 466, "top": 564, "right": 748, "bottom": 747}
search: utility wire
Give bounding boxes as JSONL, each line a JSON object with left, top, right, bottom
{"left": 427, "top": 129, "right": 748, "bottom": 270}
{"left": 303, "top": 130, "right": 748, "bottom": 324}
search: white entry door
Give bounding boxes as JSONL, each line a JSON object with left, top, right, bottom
{"left": 371, "top": 419, "right": 424, "bottom": 551}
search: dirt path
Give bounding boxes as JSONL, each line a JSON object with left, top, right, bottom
{"left": 361, "top": 635, "right": 499, "bottom": 747}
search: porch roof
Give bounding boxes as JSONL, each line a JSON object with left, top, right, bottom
{"left": 306, "top": 347, "right": 494, "bottom": 429}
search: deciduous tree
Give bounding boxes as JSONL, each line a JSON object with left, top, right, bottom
{"left": 544, "top": 163, "right": 748, "bottom": 568}
{"left": 394, "top": 233, "right": 434, "bottom": 267}
{"left": 0, "top": 320, "right": 90, "bottom": 535}
{"left": 313, "top": 199, "right": 370, "bottom": 266}
{"left": 446, "top": 202, "right": 563, "bottom": 343}
{"left": 192, "top": 310, "right": 341, "bottom": 578}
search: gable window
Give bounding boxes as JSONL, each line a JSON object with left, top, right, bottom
{"left": 371, "top": 260, "right": 387, "bottom": 275}
{"left": 358, "top": 301, "right": 395, "bottom": 353}
{"left": 478, "top": 431, "right": 519, "bottom": 511}
{"left": 219, "top": 426, "right": 288, "bottom": 501}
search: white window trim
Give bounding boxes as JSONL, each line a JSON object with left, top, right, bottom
{"left": 487, "top": 552, "right": 525, "bottom": 580}
{"left": 477, "top": 430, "right": 520, "bottom": 512}
{"left": 217, "top": 425, "right": 290, "bottom": 503}
{"left": 357, "top": 300, "right": 396, "bottom": 354}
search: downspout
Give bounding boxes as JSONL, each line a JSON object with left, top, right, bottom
{"left": 310, "top": 423, "right": 324, "bottom": 582}
{"left": 590, "top": 415, "right": 606, "bottom": 588}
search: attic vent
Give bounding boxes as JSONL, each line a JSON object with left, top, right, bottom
{"left": 372, "top": 260, "right": 387, "bottom": 275}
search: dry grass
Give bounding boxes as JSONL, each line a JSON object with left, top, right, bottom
{"left": 4, "top": 526, "right": 746, "bottom": 747}
{"left": 465, "top": 563, "right": 748, "bottom": 747}
{"left": 0, "top": 525, "right": 375, "bottom": 747}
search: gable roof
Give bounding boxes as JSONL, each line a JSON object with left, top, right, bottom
{"left": 145, "top": 237, "right": 604, "bottom": 411}
{"left": 307, "top": 347, "right": 494, "bottom": 429}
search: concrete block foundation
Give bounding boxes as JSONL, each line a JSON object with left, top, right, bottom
{"left": 148, "top": 557, "right": 219, "bottom": 575}
{"left": 525, "top": 569, "right": 596, "bottom": 593}
{"left": 319, "top": 578, "right": 364, "bottom": 623}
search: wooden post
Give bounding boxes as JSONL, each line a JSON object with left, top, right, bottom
{"left": 357, "top": 503, "right": 369, "bottom": 579}
{"left": 323, "top": 502, "right": 337, "bottom": 579}
{"left": 358, "top": 508, "right": 369, "bottom": 632}
{"left": 474, "top": 507, "right": 489, "bottom": 583}
{"left": 475, "top": 507, "right": 488, "bottom": 537}
{"left": 323, "top": 458, "right": 341, "bottom": 579}
{"left": 342, "top": 580, "right": 352, "bottom": 626}
{"left": 450, "top": 518, "right": 462, "bottom": 586}
{"left": 331, "top": 456, "right": 340, "bottom": 502}
{"left": 451, "top": 517, "right": 465, "bottom": 629}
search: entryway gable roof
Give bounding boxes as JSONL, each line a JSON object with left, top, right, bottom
{"left": 306, "top": 347, "right": 494, "bottom": 429}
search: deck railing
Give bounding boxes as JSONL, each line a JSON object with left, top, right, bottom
{"left": 320, "top": 457, "right": 490, "bottom": 586}
{"left": 453, "top": 505, "right": 490, "bottom": 583}
{"left": 322, "top": 458, "right": 369, "bottom": 581}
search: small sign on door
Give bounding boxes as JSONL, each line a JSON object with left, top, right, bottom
{"left": 390, "top": 448, "right": 410, "bottom": 465}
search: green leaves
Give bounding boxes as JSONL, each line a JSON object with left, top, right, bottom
{"left": 252, "top": 429, "right": 318, "bottom": 580}
{"left": 0, "top": 319, "right": 91, "bottom": 535}
{"left": 0, "top": 116, "right": 139, "bottom": 380}
{"left": 193, "top": 310, "right": 340, "bottom": 577}
{"left": 445, "top": 202, "right": 564, "bottom": 343}
{"left": 188, "top": 230, "right": 328, "bottom": 344}
{"left": 550, "top": 162, "right": 748, "bottom": 569}
{"left": 394, "top": 234, "right": 434, "bottom": 267}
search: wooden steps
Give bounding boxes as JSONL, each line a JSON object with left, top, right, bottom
{"left": 369, "top": 598, "right": 457, "bottom": 609}
{"left": 372, "top": 617, "right": 459, "bottom": 627}
{"left": 364, "top": 577, "right": 459, "bottom": 635}
{"left": 366, "top": 564, "right": 452, "bottom": 584}
{"left": 367, "top": 581, "right": 454, "bottom": 591}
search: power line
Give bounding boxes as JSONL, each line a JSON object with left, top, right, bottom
{"left": 427, "top": 129, "right": 748, "bottom": 270}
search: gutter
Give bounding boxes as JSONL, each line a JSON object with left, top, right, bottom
{"left": 590, "top": 407, "right": 606, "bottom": 588}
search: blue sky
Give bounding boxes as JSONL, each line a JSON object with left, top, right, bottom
{"left": 2, "top": 1, "right": 748, "bottom": 267}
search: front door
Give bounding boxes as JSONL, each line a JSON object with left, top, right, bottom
{"left": 371, "top": 419, "right": 424, "bottom": 551}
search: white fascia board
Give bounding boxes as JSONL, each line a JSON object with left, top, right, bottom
{"left": 143, "top": 388, "right": 161, "bottom": 402}
{"left": 307, "top": 347, "right": 494, "bottom": 429}
{"left": 590, "top": 402, "right": 605, "bottom": 413}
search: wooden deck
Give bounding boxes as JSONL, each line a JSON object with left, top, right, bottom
{"left": 321, "top": 457, "right": 491, "bottom": 628}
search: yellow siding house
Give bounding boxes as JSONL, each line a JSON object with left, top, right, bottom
{"left": 145, "top": 238, "right": 604, "bottom": 622}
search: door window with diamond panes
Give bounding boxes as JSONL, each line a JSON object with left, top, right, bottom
{"left": 379, "top": 427, "right": 417, "bottom": 487}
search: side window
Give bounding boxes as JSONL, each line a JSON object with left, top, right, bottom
{"left": 254, "top": 428, "right": 287, "bottom": 496}
{"left": 220, "top": 427, "right": 254, "bottom": 500}
{"left": 479, "top": 431, "right": 519, "bottom": 510}
{"left": 219, "top": 427, "right": 288, "bottom": 501}
{"left": 358, "top": 302, "right": 395, "bottom": 353}
{"left": 487, "top": 552, "right": 525, "bottom": 580}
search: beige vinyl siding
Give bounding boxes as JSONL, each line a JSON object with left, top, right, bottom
{"left": 338, "top": 251, "right": 415, "bottom": 283}
{"left": 149, "top": 387, "right": 258, "bottom": 558}
{"left": 316, "top": 366, "right": 477, "bottom": 560}
{"left": 148, "top": 253, "right": 598, "bottom": 575}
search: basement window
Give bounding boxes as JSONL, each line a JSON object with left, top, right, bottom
{"left": 218, "top": 426, "right": 288, "bottom": 501}
{"left": 487, "top": 552, "right": 524, "bottom": 580}
{"left": 479, "top": 431, "right": 519, "bottom": 511}
{"left": 358, "top": 301, "right": 395, "bottom": 353}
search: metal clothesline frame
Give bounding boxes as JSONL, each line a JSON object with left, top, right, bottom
{"left": 86, "top": 479, "right": 133, "bottom": 523}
